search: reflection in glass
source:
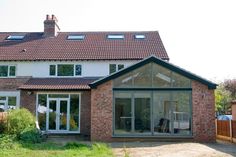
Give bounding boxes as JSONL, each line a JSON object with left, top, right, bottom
{"left": 70, "top": 95, "right": 80, "bottom": 131}
{"left": 38, "top": 94, "right": 47, "bottom": 131}
{"left": 49, "top": 100, "right": 56, "bottom": 130}
{"left": 114, "top": 93, "right": 132, "bottom": 134}
{"left": 134, "top": 93, "right": 151, "bottom": 134}
{"left": 59, "top": 100, "right": 68, "bottom": 130}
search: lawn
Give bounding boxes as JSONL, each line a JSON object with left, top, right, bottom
{"left": 0, "top": 138, "right": 114, "bottom": 157}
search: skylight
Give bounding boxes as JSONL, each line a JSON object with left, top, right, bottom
{"left": 6, "top": 35, "right": 25, "bottom": 40}
{"left": 67, "top": 35, "right": 85, "bottom": 40}
{"left": 134, "top": 34, "right": 146, "bottom": 39}
{"left": 107, "top": 34, "right": 124, "bottom": 39}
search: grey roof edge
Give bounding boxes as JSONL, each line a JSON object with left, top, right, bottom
{"left": 89, "top": 55, "right": 217, "bottom": 89}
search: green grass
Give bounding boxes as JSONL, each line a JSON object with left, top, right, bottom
{"left": 0, "top": 139, "right": 114, "bottom": 157}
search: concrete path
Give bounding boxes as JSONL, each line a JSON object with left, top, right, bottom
{"left": 111, "top": 140, "right": 236, "bottom": 157}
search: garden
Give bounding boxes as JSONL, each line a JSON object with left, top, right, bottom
{"left": 0, "top": 108, "right": 114, "bottom": 157}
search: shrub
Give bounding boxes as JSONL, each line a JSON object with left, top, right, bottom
{"left": 7, "top": 108, "right": 35, "bottom": 136}
{"left": 0, "top": 134, "right": 18, "bottom": 149}
{"left": 0, "top": 122, "right": 6, "bottom": 134}
{"left": 19, "top": 127, "right": 42, "bottom": 143}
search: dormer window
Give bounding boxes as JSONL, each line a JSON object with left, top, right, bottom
{"left": 107, "top": 34, "right": 124, "bottom": 40}
{"left": 6, "top": 35, "right": 25, "bottom": 40}
{"left": 67, "top": 35, "right": 85, "bottom": 40}
{"left": 134, "top": 34, "right": 146, "bottom": 39}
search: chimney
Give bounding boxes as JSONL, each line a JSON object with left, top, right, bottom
{"left": 43, "top": 14, "right": 60, "bottom": 37}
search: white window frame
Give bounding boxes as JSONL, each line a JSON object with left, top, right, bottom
{"left": 0, "top": 91, "right": 20, "bottom": 111}
{"left": 0, "top": 65, "right": 17, "bottom": 78}
{"left": 49, "top": 64, "right": 82, "bottom": 77}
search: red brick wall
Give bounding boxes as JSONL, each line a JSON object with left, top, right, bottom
{"left": 20, "top": 90, "right": 36, "bottom": 114}
{"left": 80, "top": 91, "right": 91, "bottom": 136}
{"left": 192, "top": 80, "right": 216, "bottom": 142}
{"left": 91, "top": 81, "right": 113, "bottom": 142}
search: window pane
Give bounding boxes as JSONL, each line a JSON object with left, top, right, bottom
{"left": 153, "top": 64, "right": 172, "bottom": 87}
{"left": 8, "top": 96, "right": 16, "bottom": 110}
{"left": 133, "top": 63, "right": 152, "bottom": 87}
{"left": 0, "top": 66, "right": 8, "bottom": 77}
{"left": 59, "top": 100, "right": 68, "bottom": 130}
{"left": 48, "top": 94, "right": 69, "bottom": 98}
{"left": 114, "top": 92, "right": 132, "bottom": 134}
{"left": 49, "top": 65, "right": 56, "bottom": 76}
{"left": 118, "top": 64, "right": 124, "bottom": 70}
{"left": 9, "top": 66, "right": 16, "bottom": 76}
{"left": 37, "top": 94, "right": 47, "bottom": 131}
{"left": 49, "top": 100, "right": 57, "bottom": 130}
{"left": 134, "top": 92, "right": 151, "bottom": 134}
{"left": 172, "top": 72, "right": 191, "bottom": 88}
{"left": 58, "top": 64, "right": 74, "bottom": 76}
{"left": 75, "top": 65, "right": 82, "bottom": 76}
{"left": 172, "top": 92, "right": 191, "bottom": 135}
{"left": 109, "top": 64, "right": 116, "bottom": 74}
{"left": 113, "top": 71, "right": 133, "bottom": 88}
{"left": 0, "top": 102, "right": 5, "bottom": 112}
{"left": 70, "top": 95, "right": 80, "bottom": 131}
{"left": 0, "top": 96, "right": 6, "bottom": 100}
{"left": 153, "top": 92, "right": 172, "bottom": 134}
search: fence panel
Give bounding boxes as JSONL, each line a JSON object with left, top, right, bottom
{"left": 217, "top": 120, "right": 230, "bottom": 137}
{"left": 0, "top": 112, "right": 7, "bottom": 122}
{"left": 232, "top": 120, "right": 236, "bottom": 138}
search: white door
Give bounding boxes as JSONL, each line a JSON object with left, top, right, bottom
{"left": 47, "top": 98, "right": 69, "bottom": 132}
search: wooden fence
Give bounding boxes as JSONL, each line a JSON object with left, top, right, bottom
{"left": 216, "top": 119, "right": 236, "bottom": 143}
{"left": 0, "top": 112, "right": 7, "bottom": 122}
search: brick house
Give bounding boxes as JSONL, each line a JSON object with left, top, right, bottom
{"left": 0, "top": 15, "right": 217, "bottom": 142}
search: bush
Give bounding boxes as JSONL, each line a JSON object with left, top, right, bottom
{"left": 19, "top": 127, "right": 42, "bottom": 143}
{"left": 0, "top": 134, "right": 18, "bottom": 149}
{"left": 7, "top": 108, "right": 35, "bottom": 136}
{"left": 0, "top": 122, "right": 6, "bottom": 134}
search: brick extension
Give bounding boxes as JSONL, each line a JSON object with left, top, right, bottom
{"left": 90, "top": 80, "right": 216, "bottom": 142}
{"left": 192, "top": 80, "right": 216, "bottom": 142}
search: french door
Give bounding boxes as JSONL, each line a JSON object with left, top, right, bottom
{"left": 47, "top": 98, "right": 69, "bottom": 132}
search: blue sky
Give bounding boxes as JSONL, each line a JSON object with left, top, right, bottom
{"left": 0, "top": 0, "right": 236, "bottom": 82}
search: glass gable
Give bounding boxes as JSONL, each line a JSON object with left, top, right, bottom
{"left": 114, "top": 63, "right": 191, "bottom": 88}
{"left": 113, "top": 61, "right": 192, "bottom": 137}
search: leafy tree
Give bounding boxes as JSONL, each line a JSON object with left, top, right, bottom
{"left": 215, "top": 83, "right": 231, "bottom": 115}
{"left": 224, "top": 79, "right": 236, "bottom": 99}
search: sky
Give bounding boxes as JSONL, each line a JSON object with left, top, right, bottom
{"left": 0, "top": 0, "right": 236, "bottom": 82}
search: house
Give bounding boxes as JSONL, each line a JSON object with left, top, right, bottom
{"left": 0, "top": 15, "right": 217, "bottom": 142}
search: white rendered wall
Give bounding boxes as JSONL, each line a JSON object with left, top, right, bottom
{"left": 0, "top": 60, "right": 138, "bottom": 78}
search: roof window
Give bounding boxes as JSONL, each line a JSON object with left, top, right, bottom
{"left": 67, "top": 35, "right": 85, "bottom": 40}
{"left": 107, "top": 34, "right": 124, "bottom": 39}
{"left": 134, "top": 34, "right": 146, "bottom": 39}
{"left": 6, "top": 35, "right": 25, "bottom": 40}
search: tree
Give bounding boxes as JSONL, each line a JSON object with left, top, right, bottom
{"left": 224, "top": 79, "right": 236, "bottom": 99}
{"left": 215, "top": 83, "right": 231, "bottom": 115}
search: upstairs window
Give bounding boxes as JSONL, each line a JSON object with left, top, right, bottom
{"left": 107, "top": 34, "right": 124, "bottom": 40}
{"left": 0, "top": 65, "right": 16, "bottom": 77}
{"left": 67, "top": 35, "right": 85, "bottom": 40}
{"left": 134, "top": 34, "right": 146, "bottom": 39}
{"left": 49, "top": 64, "right": 82, "bottom": 77}
{"left": 109, "top": 64, "right": 125, "bottom": 74}
{"left": 6, "top": 35, "right": 25, "bottom": 40}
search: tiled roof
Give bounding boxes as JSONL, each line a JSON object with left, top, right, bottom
{"left": 0, "top": 31, "right": 169, "bottom": 61}
{"left": 19, "top": 77, "right": 100, "bottom": 90}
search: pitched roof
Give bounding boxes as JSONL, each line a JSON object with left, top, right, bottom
{"left": 0, "top": 31, "right": 169, "bottom": 61}
{"left": 89, "top": 56, "right": 217, "bottom": 89}
{"left": 19, "top": 77, "right": 99, "bottom": 90}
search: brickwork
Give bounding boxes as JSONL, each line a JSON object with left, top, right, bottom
{"left": 20, "top": 90, "right": 36, "bottom": 114}
{"left": 192, "top": 80, "right": 216, "bottom": 142}
{"left": 0, "top": 77, "right": 30, "bottom": 91}
{"left": 80, "top": 91, "right": 91, "bottom": 136}
{"left": 91, "top": 81, "right": 113, "bottom": 142}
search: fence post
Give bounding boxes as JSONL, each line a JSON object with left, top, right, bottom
{"left": 229, "top": 120, "right": 232, "bottom": 142}
{"left": 215, "top": 119, "right": 218, "bottom": 137}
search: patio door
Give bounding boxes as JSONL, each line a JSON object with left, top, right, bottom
{"left": 47, "top": 98, "right": 69, "bottom": 132}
